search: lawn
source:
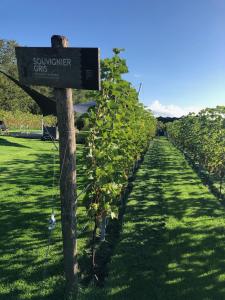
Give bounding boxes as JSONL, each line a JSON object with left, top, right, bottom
{"left": 1, "top": 136, "right": 225, "bottom": 300}
{"left": 0, "top": 136, "right": 89, "bottom": 300}
{"left": 82, "top": 137, "right": 225, "bottom": 299}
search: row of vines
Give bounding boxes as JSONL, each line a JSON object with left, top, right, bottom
{"left": 82, "top": 49, "right": 156, "bottom": 277}
{"left": 167, "top": 106, "right": 225, "bottom": 197}
{"left": 0, "top": 109, "right": 56, "bottom": 129}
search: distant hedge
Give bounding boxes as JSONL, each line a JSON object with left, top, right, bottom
{"left": 0, "top": 110, "right": 56, "bottom": 130}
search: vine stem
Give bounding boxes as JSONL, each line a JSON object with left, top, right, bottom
{"left": 91, "top": 216, "right": 98, "bottom": 277}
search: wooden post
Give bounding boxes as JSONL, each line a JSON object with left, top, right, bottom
{"left": 51, "top": 35, "right": 78, "bottom": 298}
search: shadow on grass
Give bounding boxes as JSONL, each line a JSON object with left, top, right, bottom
{"left": 176, "top": 146, "right": 224, "bottom": 201}
{"left": 0, "top": 143, "right": 88, "bottom": 300}
{"left": 0, "top": 137, "right": 30, "bottom": 148}
{"left": 85, "top": 138, "right": 225, "bottom": 300}
{"left": 0, "top": 151, "right": 65, "bottom": 300}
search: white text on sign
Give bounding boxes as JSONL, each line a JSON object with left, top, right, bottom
{"left": 33, "top": 57, "right": 72, "bottom": 72}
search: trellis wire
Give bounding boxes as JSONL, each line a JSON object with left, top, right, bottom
{"left": 42, "top": 126, "right": 92, "bottom": 278}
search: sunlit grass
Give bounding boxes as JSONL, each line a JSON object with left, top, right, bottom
{"left": 0, "top": 136, "right": 89, "bottom": 300}
{"left": 83, "top": 137, "right": 225, "bottom": 299}
{"left": 2, "top": 136, "right": 225, "bottom": 300}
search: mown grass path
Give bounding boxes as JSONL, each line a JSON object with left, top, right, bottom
{"left": 87, "top": 137, "right": 225, "bottom": 300}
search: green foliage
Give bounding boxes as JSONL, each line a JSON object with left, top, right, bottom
{"left": 83, "top": 49, "right": 156, "bottom": 243}
{"left": 0, "top": 39, "right": 40, "bottom": 113}
{"left": 167, "top": 106, "right": 225, "bottom": 196}
{"left": 0, "top": 109, "right": 56, "bottom": 129}
{"left": 0, "top": 39, "right": 18, "bottom": 74}
{"left": 88, "top": 138, "right": 225, "bottom": 299}
{"left": 72, "top": 89, "right": 91, "bottom": 104}
{"left": 0, "top": 73, "right": 40, "bottom": 113}
{"left": 157, "top": 120, "right": 166, "bottom": 135}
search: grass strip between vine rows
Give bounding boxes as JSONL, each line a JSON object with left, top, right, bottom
{"left": 82, "top": 137, "right": 225, "bottom": 299}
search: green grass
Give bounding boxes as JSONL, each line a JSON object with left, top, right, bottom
{"left": 82, "top": 137, "right": 225, "bottom": 299}
{"left": 2, "top": 136, "right": 225, "bottom": 300}
{"left": 0, "top": 136, "right": 89, "bottom": 300}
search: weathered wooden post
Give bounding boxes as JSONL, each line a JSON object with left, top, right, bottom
{"left": 51, "top": 35, "right": 78, "bottom": 298}
{"left": 15, "top": 37, "right": 100, "bottom": 299}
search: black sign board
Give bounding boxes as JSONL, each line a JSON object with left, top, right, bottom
{"left": 15, "top": 47, "right": 100, "bottom": 90}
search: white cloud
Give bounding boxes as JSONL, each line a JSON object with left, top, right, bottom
{"left": 147, "top": 100, "right": 203, "bottom": 118}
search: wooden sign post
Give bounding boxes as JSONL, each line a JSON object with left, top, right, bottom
{"left": 15, "top": 35, "right": 100, "bottom": 299}
{"left": 51, "top": 35, "right": 77, "bottom": 298}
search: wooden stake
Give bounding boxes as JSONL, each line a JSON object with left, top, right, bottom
{"left": 51, "top": 35, "right": 78, "bottom": 298}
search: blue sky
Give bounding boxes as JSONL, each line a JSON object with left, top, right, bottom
{"left": 1, "top": 0, "right": 225, "bottom": 116}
